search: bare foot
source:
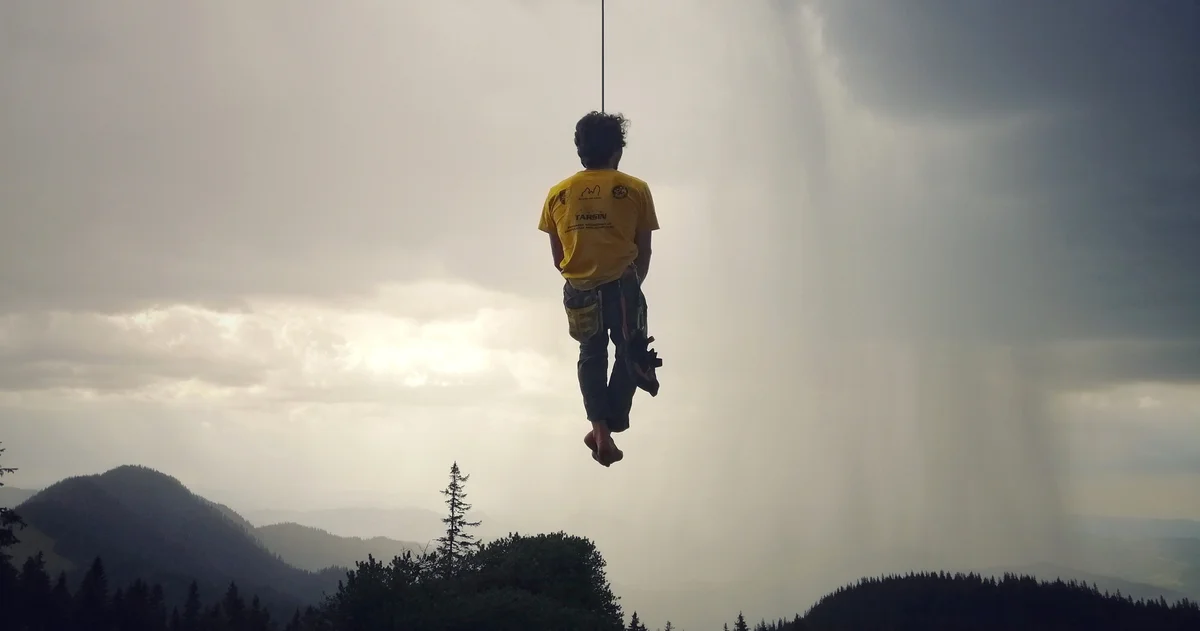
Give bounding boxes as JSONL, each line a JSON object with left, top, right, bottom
{"left": 584, "top": 430, "right": 624, "bottom": 466}
{"left": 584, "top": 430, "right": 597, "bottom": 452}
{"left": 599, "top": 445, "right": 624, "bottom": 466}
{"left": 589, "top": 424, "right": 623, "bottom": 467}
{"left": 584, "top": 430, "right": 603, "bottom": 464}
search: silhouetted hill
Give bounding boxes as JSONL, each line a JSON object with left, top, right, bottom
{"left": 799, "top": 571, "right": 1200, "bottom": 631}
{"left": 254, "top": 522, "right": 424, "bottom": 572}
{"left": 611, "top": 564, "right": 1196, "bottom": 631}
{"left": 12, "top": 465, "right": 341, "bottom": 618}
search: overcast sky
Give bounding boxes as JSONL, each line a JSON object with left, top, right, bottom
{"left": 2, "top": 0, "right": 1199, "bottom": 614}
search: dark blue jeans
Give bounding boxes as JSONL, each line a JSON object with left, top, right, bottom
{"left": 562, "top": 269, "right": 647, "bottom": 433}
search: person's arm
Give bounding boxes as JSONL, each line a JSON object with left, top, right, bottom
{"left": 634, "top": 183, "right": 660, "bottom": 282}
{"left": 538, "top": 189, "right": 565, "bottom": 272}
{"left": 634, "top": 230, "right": 652, "bottom": 281}
{"left": 549, "top": 230, "right": 565, "bottom": 272}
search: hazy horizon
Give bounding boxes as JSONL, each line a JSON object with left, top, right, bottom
{"left": 3, "top": 0, "right": 1199, "bottom": 627}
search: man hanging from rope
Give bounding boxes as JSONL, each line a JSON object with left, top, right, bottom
{"left": 538, "top": 111, "right": 662, "bottom": 467}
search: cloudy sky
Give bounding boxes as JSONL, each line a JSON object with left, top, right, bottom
{"left": 2, "top": 0, "right": 1199, "bottom": 608}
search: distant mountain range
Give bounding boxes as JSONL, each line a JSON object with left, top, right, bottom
{"left": 6, "top": 482, "right": 431, "bottom": 570}
{"left": 253, "top": 522, "right": 424, "bottom": 572}
{"left": 242, "top": 507, "right": 449, "bottom": 546}
{"left": 239, "top": 505, "right": 510, "bottom": 546}
{"left": 3, "top": 467, "right": 423, "bottom": 618}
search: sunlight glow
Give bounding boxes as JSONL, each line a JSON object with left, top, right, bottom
{"left": 1, "top": 281, "right": 569, "bottom": 405}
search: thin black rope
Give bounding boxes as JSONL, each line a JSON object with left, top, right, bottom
{"left": 600, "top": 0, "right": 605, "bottom": 112}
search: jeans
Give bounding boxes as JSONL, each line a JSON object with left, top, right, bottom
{"left": 563, "top": 269, "right": 647, "bottom": 433}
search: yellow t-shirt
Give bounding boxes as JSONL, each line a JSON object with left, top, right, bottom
{"left": 538, "top": 169, "right": 660, "bottom": 289}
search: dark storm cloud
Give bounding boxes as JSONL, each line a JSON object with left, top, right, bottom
{"left": 802, "top": 0, "right": 1200, "bottom": 351}
{"left": 810, "top": 0, "right": 1198, "bottom": 121}
{"left": 1049, "top": 339, "right": 1200, "bottom": 390}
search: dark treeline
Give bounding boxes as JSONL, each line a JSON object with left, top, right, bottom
{"left": 312, "top": 461, "right": 625, "bottom": 630}
{"left": 1, "top": 553, "right": 322, "bottom": 631}
{"left": 10, "top": 555, "right": 1200, "bottom": 631}
{"left": 322, "top": 532, "right": 623, "bottom": 630}
{"left": 799, "top": 571, "right": 1200, "bottom": 631}
{"left": 0, "top": 537, "right": 619, "bottom": 631}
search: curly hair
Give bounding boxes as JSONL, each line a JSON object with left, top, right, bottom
{"left": 574, "top": 111, "right": 629, "bottom": 169}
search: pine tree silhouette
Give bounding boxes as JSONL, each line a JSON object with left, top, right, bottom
{"left": 49, "top": 571, "right": 72, "bottom": 631}
{"left": 74, "top": 557, "right": 111, "bottom": 629}
{"left": 0, "top": 442, "right": 25, "bottom": 558}
{"left": 249, "top": 594, "right": 272, "bottom": 631}
{"left": 17, "top": 553, "right": 51, "bottom": 631}
{"left": 183, "top": 580, "right": 202, "bottom": 631}
{"left": 626, "top": 611, "right": 647, "bottom": 631}
{"left": 223, "top": 581, "right": 247, "bottom": 629}
{"left": 734, "top": 611, "right": 750, "bottom": 631}
{"left": 150, "top": 582, "right": 168, "bottom": 631}
{"left": 435, "top": 461, "right": 482, "bottom": 576}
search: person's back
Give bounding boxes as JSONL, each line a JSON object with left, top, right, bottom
{"left": 538, "top": 111, "right": 661, "bottom": 468}
{"left": 540, "top": 168, "right": 656, "bottom": 290}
